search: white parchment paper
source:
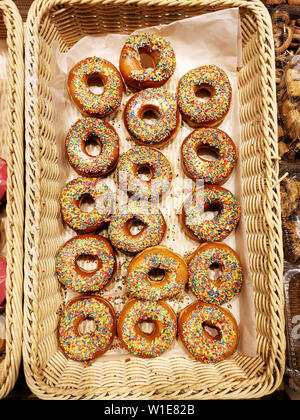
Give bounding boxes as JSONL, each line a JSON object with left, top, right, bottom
{"left": 49, "top": 8, "right": 257, "bottom": 360}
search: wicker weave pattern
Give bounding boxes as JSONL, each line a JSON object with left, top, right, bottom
{"left": 0, "top": 0, "right": 24, "bottom": 400}
{"left": 23, "top": 0, "right": 285, "bottom": 400}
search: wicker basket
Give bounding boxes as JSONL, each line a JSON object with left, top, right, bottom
{"left": 23, "top": 0, "right": 285, "bottom": 400}
{"left": 0, "top": 0, "right": 24, "bottom": 400}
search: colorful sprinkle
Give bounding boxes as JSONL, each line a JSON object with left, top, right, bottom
{"left": 188, "top": 243, "right": 243, "bottom": 305}
{"left": 65, "top": 117, "right": 119, "bottom": 177}
{"left": 181, "top": 127, "right": 237, "bottom": 184}
{"left": 177, "top": 65, "right": 231, "bottom": 127}
{"left": 116, "top": 145, "right": 172, "bottom": 200}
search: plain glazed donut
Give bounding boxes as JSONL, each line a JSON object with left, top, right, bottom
{"left": 116, "top": 145, "right": 172, "bottom": 201}
{"left": 119, "top": 33, "right": 176, "bottom": 90}
{"left": 60, "top": 177, "right": 113, "bottom": 233}
{"left": 177, "top": 65, "right": 232, "bottom": 127}
{"left": 68, "top": 57, "right": 123, "bottom": 118}
{"left": 0, "top": 158, "right": 7, "bottom": 204}
{"left": 181, "top": 127, "right": 237, "bottom": 184}
{"left": 58, "top": 295, "right": 116, "bottom": 362}
{"left": 181, "top": 185, "right": 241, "bottom": 243}
{"left": 186, "top": 243, "right": 243, "bottom": 305}
{"left": 117, "top": 298, "right": 177, "bottom": 358}
{"left": 56, "top": 234, "right": 116, "bottom": 293}
{"left": 178, "top": 301, "right": 239, "bottom": 363}
{"left": 65, "top": 117, "right": 119, "bottom": 177}
{"left": 123, "top": 87, "right": 181, "bottom": 147}
{"left": 108, "top": 201, "right": 166, "bottom": 254}
{"left": 126, "top": 245, "right": 188, "bottom": 301}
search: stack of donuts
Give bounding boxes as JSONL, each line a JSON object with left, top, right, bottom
{"left": 57, "top": 32, "right": 243, "bottom": 364}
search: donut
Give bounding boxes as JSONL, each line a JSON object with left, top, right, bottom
{"left": 56, "top": 234, "right": 116, "bottom": 293}
{"left": 181, "top": 127, "right": 237, "bottom": 184}
{"left": 60, "top": 177, "right": 113, "bottom": 233}
{"left": 117, "top": 298, "right": 177, "bottom": 358}
{"left": 68, "top": 57, "right": 123, "bottom": 118}
{"left": 126, "top": 246, "right": 188, "bottom": 301}
{"left": 0, "top": 257, "right": 6, "bottom": 312}
{"left": 0, "top": 158, "right": 7, "bottom": 204}
{"left": 116, "top": 145, "right": 172, "bottom": 201}
{"left": 119, "top": 33, "right": 176, "bottom": 90}
{"left": 58, "top": 295, "right": 116, "bottom": 362}
{"left": 186, "top": 243, "right": 243, "bottom": 305}
{"left": 177, "top": 65, "right": 232, "bottom": 127}
{"left": 65, "top": 117, "right": 119, "bottom": 177}
{"left": 123, "top": 87, "right": 181, "bottom": 147}
{"left": 181, "top": 185, "right": 241, "bottom": 242}
{"left": 178, "top": 301, "right": 239, "bottom": 363}
{"left": 108, "top": 201, "right": 166, "bottom": 254}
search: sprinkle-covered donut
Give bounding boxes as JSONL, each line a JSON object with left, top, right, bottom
{"left": 119, "top": 33, "right": 176, "bottom": 90}
{"left": 68, "top": 57, "right": 123, "bottom": 118}
{"left": 181, "top": 127, "right": 237, "bottom": 184}
{"left": 56, "top": 234, "right": 116, "bottom": 293}
{"left": 116, "top": 145, "right": 172, "bottom": 201}
{"left": 117, "top": 298, "right": 177, "bottom": 358}
{"left": 178, "top": 301, "right": 239, "bottom": 363}
{"left": 181, "top": 185, "right": 241, "bottom": 243}
{"left": 65, "top": 117, "right": 119, "bottom": 177}
{"left": 177, "top": 65, "right": 232, "bottom": 127}
{"left": 187, "top": 243, "right": 243, "bottom": 305}
{"left": 0, "top": 158, "right": 7, "bottom": 204}
{"left": 108, "top": 201, "right": 166, "bottom": 254}
{"left": 58, "top": 295, "right": 116, "bottom": 362}
{"left": 124, "top": 87, "right": 181, "bottom": 147}
{"left": 126, "top": 246, "right": 188, "bottom": 301}
{"left": 60, "top": 177, "right": 113, "bottom": 233}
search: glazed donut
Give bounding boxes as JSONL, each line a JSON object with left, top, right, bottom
{"left": 68, "top": 57, "right": 123, "bottom": 118}
{"left": 116, "top": 145, "right": 172, "bottom": 201}
{"left": 117, "top": 298, "right": 177, "bottom": 358}
{"left": 108, "top": 201, "right": 166, "bottom": 254}
{"left": 56, "top": 234, "right": 116, "bottom": 293}
{"left": 177, "top": 65, "right": 232, "bottom": 127}
{"left": 0, "top": 257, "right": 6, "bottom": 311}
{"left": 126, "top": 246, "right": 188, "bottom": 301}
{"left": 181, "top": 127, "right": 237, "bottom": 184}
{"left": 65, "top": 117, "right": 119, "bottom": 177}
{"left": 119, "top": 32, "right": 176, "bottom": 90}
{"left": 58, "top": 295, "right": 116, "bottom": 362}
{"left": 0, "top": 158, "right": 7, "bottom": 204}
{"left": 181, "top": 185, "right": 241, "bottom": 242}
{"left": 123, "top": 87, "right": 181, "bottom": 147}
{"left": 186, "top": 243, "right": 243, "bottom": 305}
{"left": 178, "top": 301, "right": 239, "bottom": 363}
{"left": 60, "top": 177, "right": 113, "bottom": 233}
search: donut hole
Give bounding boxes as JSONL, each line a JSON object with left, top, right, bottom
{"left": 87, "top": 74, "right": 104, "bottom": 95}
{"left": 137, "top": 320, "right": 156, "bottom": 336}
{"left": 142, "top": 108, "right": 160, "bottom": 125}
{"left": 195, "top": 84, "right": 214, "bottom": 103}
{"left": 75, "top": 254, "right": 101, "bottom": 274}
{"left": 77, "top": 316, "right": 97, "bottom": 337}
{"left": 127, "top": 217, "right": 146, "bottom": 236}
{"left": 208, "top": 262, "right": 222, "bottom": 281}
{"left": 202, "top": 203, "right": 220, "bottom": 221}
{"left": 196, "top": 145, "right": 219, "bottom": 162}
{"left": 139, "top": 49, "right": 155, "bottom": 71}
{"left": 148, "top": 267, "right": 165, "bottom": 282}
{"left": 79, "top": 194, "right": 95, "bottom": 213}
{"left": 137, "top": 165, "right": 153, "bottom": 181}
{"left": 202, "top": 321, "right": 221, "bottom": 341}
{"left": 84, "top": 135, "right": 102, "bottom": 157}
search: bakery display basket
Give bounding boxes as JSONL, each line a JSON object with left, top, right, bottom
{"left": 0, "top": 0, "right": 24, "bottom": 400}
{"left": 23, "top": 0, "right": 285, "bottom": 400}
